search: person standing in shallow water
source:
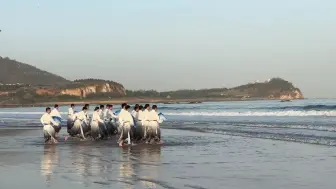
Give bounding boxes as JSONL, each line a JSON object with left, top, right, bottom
{"left": 118, "top": 105, "right": 135, "bottom": 146}
{"left": 41, "top": 107, "right": 59, "bottom": 143}
{"left": 148, "top": 105, "right": 163, "bottom": 141}
{"left": 68, "top": 104, "right": 75, "bottom": 119}
{"left": 142, "top": 104, "right": 151, "bottom": 140}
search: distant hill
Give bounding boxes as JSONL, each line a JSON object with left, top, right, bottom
{"left": 127, "top": 78, "right": 304, "bottom": 100}
{"left": 0, "top": 57, "right": 70, "bottom": 85}
{"left": 0, "top": 56, "right": 304, "bottom": 105}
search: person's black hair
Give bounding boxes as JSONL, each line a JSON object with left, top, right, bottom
{"left": 82, "top": 107, "right": 88, "bottom": 111}
{"left": 100, "top": 104, "right": 104, "bottom": 109}
{"left": 144, "top": 104, "right": 150, "bottom": 109}
{"left": 84, "top": 104, "right": 89, "bottom": 107}
{"left": 94, "top": 107, "right": 100, "bottom": 111}
{"left": 106, "top": 104, "right": 110, "bottom": 108}
{"left": 139, "top": 105, "right": 144, "bottom": 110}
{"left": 121, "top": 103, "right": 127, "bottom": 108}
{"left": 134, "top": 104, "right": 139, "bottom": 110}
{"left": 54, "top": 104, "right": 59, "bottom": 108}
{"left": 46, "top": 107, "right": 51, "bottom": 112}
{"left": 71, "top": 104, "right": 75, "bottom": 107}
{"left": 125, "top": 105, "right": 131, "bottom": 110}
{"left": 152, "top": 105, "right": 157, "bottom": 109}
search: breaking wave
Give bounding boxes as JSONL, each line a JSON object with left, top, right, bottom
{"left": 258, "top": 104, "right": 336, "bottom": 111}
{"left": 165, "top": 110, "right": 336, "bottom": 117}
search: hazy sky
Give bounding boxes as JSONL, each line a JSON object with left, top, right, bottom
{"left": 0, "top": 0, "right": 335, "bottom": 98}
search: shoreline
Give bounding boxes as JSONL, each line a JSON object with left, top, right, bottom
{"left": 0, "top": 97, "right": 303, "bottom": 108}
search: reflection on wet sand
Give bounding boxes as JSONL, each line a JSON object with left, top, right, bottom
{"left": 40, "top": 145, "right": 59, "bottom": 182}
{"left": 128, "top": 145, "right": 161, "bottom": 189}
{"left": 40, "top": 142, "right": 162, "bottom": 188}
{"left": 119, "top": 147, "right": 134, "bottom": 189}
{"left": 73, "top": 145, "right": 91, "bottom": 179}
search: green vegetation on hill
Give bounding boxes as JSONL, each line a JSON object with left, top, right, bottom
{"left": 125, "top": 78, "right": 302, "bottom": 99}
{"left": 74, "top": 79, "right": 123, "bottom": 87}
{"left": 0, "top": 57, "right": 70, "bottom": 85}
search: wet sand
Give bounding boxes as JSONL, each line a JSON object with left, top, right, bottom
{"left": 1, "top": 127, "right": 336, "bottom": 189}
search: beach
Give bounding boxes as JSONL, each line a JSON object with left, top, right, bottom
{"left": 1, "top": 99, "right": 336, "bottom": 188}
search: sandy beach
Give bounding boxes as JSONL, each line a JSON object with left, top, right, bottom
{"left": 1, "top": 127, "right": 336, "bottom": 189}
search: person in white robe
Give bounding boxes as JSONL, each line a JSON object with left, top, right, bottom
{"left": 91, "top": 107, "right": 105, "bottom": 139}
{"left": 67, "top": 107, "right": 88, "bottom": 140}
{"left": 50, "top": 104, "right": 62, "bottom": 135}
{"left": 147, "top": 105, "right": 163, "bottom": 141}
{"left": 68, "top": 104, "right": 75, "bottom": 120}
{"left": 50, "top": 104, "right": 62, "bottom": 118}
{"left": 105, "top": 104, "right": 118, "bottom": 135}
{"left": 40, "top": 107, "right": 59, "bottom": 143}
{"left": 117, "top": 103, "right": 128, "bottom": 133}
{"left": 118, "top": 105, "right": 135, "bottom": 146}
{"left": 142, "top": 104, "right": 151, "bottom": 139}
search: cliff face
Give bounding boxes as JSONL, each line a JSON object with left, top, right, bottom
{"left": 278, "top": 89, "right": 304, "bottom": 100}
{"left": 60, "top": 82, "right": 126, "bottom": 97}
{"left": 35, "top": 82, "right": 126, "bottom": 98}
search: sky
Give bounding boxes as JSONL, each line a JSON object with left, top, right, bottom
{"left": 0, "top": 0, "right": 335, "bottom": 98}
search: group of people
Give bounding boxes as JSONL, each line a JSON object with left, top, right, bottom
{"left": 40, "top": 103, "right": 164, "bottom": 146}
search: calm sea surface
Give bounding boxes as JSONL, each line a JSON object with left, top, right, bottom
{"left": 1, "top": 99, "right": 336, "bottom": 189}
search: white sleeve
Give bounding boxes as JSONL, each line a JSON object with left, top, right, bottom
{"left": 40, "top": 115, "right": 45, "bottom": 125}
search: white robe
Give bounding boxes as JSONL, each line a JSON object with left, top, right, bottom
{"left": 50, "top": 108, "right": 62, "bottom": 119}
{"left": 91, "top": 111, "right": 104, "bottom": 124}
{"left": 134, "top": 110, "right": 142, "bottom": 127}
{"left": 90, "top": 111, "right": 105, "bottom": 138}
{"left": 142, "top": 109, "right": 150, "bottom": 127}
{"left": 147, "top": 110, "right": 162, "bottom": 137}
{"left": 41, "top": 113, "right": 58, "bottom": 126}
{"left": 75, "top": 111, "right": 88, "bottom": 124}
{"left": 98, "top": 109, "right": 104, "bottom": 120}
{"left": 70, "top": 110, "right": 88, "bottom": 138}
{"left": 117, "top": 109, "right": 126, "bottom": 125}
{"left": 131, "top": 110, "right": 137, "bottom": 118}
{"left": 102, "top": 109, "right": 108, "bottom": 120}
{"left": 148, "top": 110, "right": 163, "bottom": 125}
{"left": 40, "top": 113, "right": 58, "bottom": 138}
{"left": 106, "top": 109, "right": 118, "bottom": 120}
{"left": 68, "top": 108, "right": 75, "bottom": 120}
{"left": 118, "top": 110, "right": 134, "bottom": 127}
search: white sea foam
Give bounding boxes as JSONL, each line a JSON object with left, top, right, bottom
{"left": 165, "top": 110, "right": 336, "bottom": 117}
{"left": 1, "top": 110, "right": 336, "bottom": 117}
{"left": 0, "top": 112, "right": 68, "bottom": 115}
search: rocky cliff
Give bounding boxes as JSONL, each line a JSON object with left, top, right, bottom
{"left": 35, "top": 80, "right": 126, "bottom": 98}
{"left": 60, "top": 81, "right": 126, "bottom": 97}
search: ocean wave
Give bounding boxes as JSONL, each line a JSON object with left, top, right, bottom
{"left": 165, "top": 110, "right": 336, "bottom": 116}
{"left": 258, "top": 104, "right": 336, "bottom": 111}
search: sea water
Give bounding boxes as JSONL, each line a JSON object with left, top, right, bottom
{"left": 0, "top": 99, "right": 336, "bottom": 188}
